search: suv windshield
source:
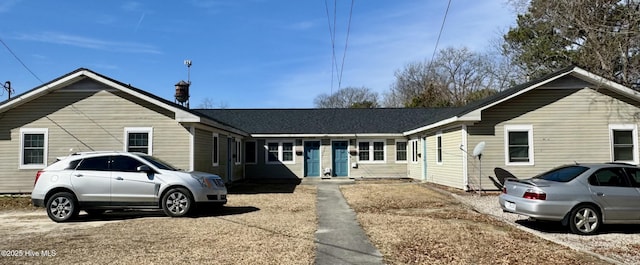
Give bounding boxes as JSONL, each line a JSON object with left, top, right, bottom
{"left": 533, "top": 165, "right": 589, "bottom": 182}
{"left": 138, "top": 155, "right": 178, "bottom": 171}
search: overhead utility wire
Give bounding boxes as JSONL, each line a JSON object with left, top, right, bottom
{"left": 426, "top": 0, "right": 452, "bottom": 74}
{"left": 0, "top": 37, "right": 44, "bottom": 84}
{"left": 324, "top": 0, "right": 337, "bottom": 94}
{"left": 337, "top": 0, "right": 354, "bottom": 90}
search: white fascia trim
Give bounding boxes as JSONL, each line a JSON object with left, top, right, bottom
{"left": 572, "top": 68, "right": 640, "bottom": 101}
{"left": 251, "top": 133, "right": 404, "bottom": 138}
{"left": 197, "top": 118, "right": 249, "bottom": 137}
{"left": 0, "top": 72, "right": 86, "bottom": 113}
{"left": 189, "top": 126, "right": 195, "bottom": 171}
{"left": 403, "top": 116, "right": 460, "bottom": 136}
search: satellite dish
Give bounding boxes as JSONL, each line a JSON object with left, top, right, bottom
{"left": 472, "top": 141, "right": 485, "bottom": 157}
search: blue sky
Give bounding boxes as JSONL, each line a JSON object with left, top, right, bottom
{"left": 0, "top": 1, "right": 516, "bottom": 108}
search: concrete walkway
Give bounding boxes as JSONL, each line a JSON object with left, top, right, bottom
{"left": 313, "top": 181, "right": 384, "bottom": 265}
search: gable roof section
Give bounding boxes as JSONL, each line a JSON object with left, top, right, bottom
{"left": 195, "top": 108, "right": 462, "bottom": 136}
{"left": 403, "top": 66, "right": 640, "bottom": 135}
{"left": 0, "top": 68, "right": 248, "bottom": 136}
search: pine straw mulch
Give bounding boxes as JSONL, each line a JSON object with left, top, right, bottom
{"left": 341, "top": 182, "right": 610, "bottom": 265}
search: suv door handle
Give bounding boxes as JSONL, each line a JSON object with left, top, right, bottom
{"left": 596, "top": 192, "right": 605, "bottom": 196}
{"left": 73, "top": 174, "right": 83, "bottom": 177}
{"left": 115, "top": 177, "right": 124, "bottom": 180}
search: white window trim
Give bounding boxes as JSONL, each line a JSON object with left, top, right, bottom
{"left": 609, "top": 124, "right": 639, "bottom": 164}
{"left": 436, "top": 131, "right": 443, "bottom": 165}
{"left": 504, "top": 125, "right": 534, "bottom": 166}
{"left": 124, "top": 127, "right": 153, "bottom": 155}
{"left": 410, "top": 139, "right": 419, "bottom": 164}
{"left": 19, "top": 128, "right": 48, "bottom": 169}
{"left": 245, "top": 140, "right": 257, "bottom": 165}
{"left": 235, "top": 139, "right": 242, "bottom": 165}
{"left": 212, "top": 133, "right": 219, "bottom": 167}
{"left": 357, "top": 140, "right": 386, "bottom": 163}
{"left": 265, "top": 141, "right": 295, "bottom": 164}
{"left": 395, "top": 140, "right": 407, "bottom": 164}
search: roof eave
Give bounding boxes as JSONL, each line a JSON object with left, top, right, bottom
{"left": 250, "top": 133, "right": 404, "bottom": 138}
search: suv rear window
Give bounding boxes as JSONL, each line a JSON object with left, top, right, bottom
{"left": 533, "top": 166, "right": 589, "bottom": 182}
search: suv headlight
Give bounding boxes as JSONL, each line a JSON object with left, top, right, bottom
{"left": 191, "top": 176, "right": 211, "bottom": 188}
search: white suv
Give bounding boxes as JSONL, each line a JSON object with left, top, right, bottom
{"left": 31, "top": 151, "right": 227, "bottom": 222}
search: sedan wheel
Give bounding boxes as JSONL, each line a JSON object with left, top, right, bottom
{"left": 46, "top": 192, "right": 78, "bottom": 222}
{"left": 569, "top": 205, "right": 601, "bottom": 235}
{"left": 162, "top": 188, "right": 193, "bottom": 217}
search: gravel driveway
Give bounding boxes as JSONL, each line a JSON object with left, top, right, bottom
{"left": 453, "top": 193, "right": 640, "bottom": 265}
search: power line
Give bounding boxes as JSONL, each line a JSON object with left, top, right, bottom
{"left": 324, "top": 0, "right": 337, "bottom": 94}
{"left": 0, "top": 37, "right": 44, "bottom": 84}
{"left": 426, "top": 0, "right": 452, "bottom": 75}
{"left": 337, "top": 0, "right": 354, "bottom": 90}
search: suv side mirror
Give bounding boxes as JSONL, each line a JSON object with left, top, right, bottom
{"left": 137, "top": 165, "right": 154, "bottom": 173}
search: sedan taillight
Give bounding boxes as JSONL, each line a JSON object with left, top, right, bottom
{"left": 34, "top": 170, "right": 44, "bottom": 186}
{"left": 523, "top": 189, "right": 546, "bottom": 200}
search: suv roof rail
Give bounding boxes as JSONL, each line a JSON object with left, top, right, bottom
{"left": 606, "top": 162, "right": 637, "bottom": 166}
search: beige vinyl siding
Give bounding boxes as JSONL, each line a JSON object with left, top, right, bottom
{"left": 0, "top": 86, "right": 191, "bottom": 193}
{"left": 351, "top": 139, "right": 407, "bottom": 178}
{"left": 467, "top": 87, "right": 640, "bottom": 186}
{"left": 427, "top": 127, "right": 466, "bottom": 189}
{"left": 245, "top": 139, "right": 303, "bottom": 179}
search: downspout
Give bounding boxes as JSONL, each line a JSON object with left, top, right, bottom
{"left": 461, "top": 125, "right": 468, "bottom": 191}
{"left": 422, "top": 136, "right": 427, "bottom": 181}
{"left": 189, "top": 125, "right": 195, "bottom": 171}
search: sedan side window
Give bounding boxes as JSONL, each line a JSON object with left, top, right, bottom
{"left": 588, "top": 168, "right": 631, "bottom": 187}
{"left": 111, "top": 156, "right": 146, "bottom": 172}
{"left": 623, "top": 168, "right": 640, "bottom": 187}
{"left": 76, "top": 157, "right": 110, "bottom": 171}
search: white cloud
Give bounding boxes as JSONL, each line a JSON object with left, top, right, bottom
{"left": 15, "top": 32, "right": 162, "bottom": 54}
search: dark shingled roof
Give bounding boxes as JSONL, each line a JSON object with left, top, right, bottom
{"left": 194, "top": 108, "right": 464, "bottom": 134}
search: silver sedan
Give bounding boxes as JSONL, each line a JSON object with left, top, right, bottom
{"left": 498, "top": 163, "right": 640, "bottom": 235}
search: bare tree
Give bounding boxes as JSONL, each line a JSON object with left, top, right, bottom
{"left": 314, "top": 86, "right": 380, "bottom": 108}
{"left": 384, "top": 46, "right": 520, "bottom": 107}
{"left": 197, "top": 97, "right": 228, "bottom": 109}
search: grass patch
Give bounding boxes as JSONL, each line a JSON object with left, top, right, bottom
{"left": 0, "top": 196, "right": 34, "bottom": 210}
{"left": 341, "top": 183, "right": 609, "bottom": 265}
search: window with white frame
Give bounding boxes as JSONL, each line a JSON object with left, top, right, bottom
{"left": 396, "top": 141, "right": 407, "bottom": 162}
{"left": 212, "top": 133, "right": 219, "bottom": 166}
{"left": 125, "top": 127, "right": 153, "bottom": 155}
{"left": 265, "top": 141, "right": 294, "bottom": 163}
{"left": 358, "top": 140, "right": 385, "bottom": 162}
{"left": 20, "top": 128, "right": 48, "bottom": 169}
{"left": 245, "top": 141, "right": 257, "bottom": 164}
{"left": 504, "top": 125, "right": 534, "bottom": 165}
{"left": 235, "top": 139, "right": 242, "bottom": 165}
{"left": 610, "top": 124, "right": 638, "bottom": 163}
{"left": 410, "top": 139, "right": 419, "bottom": 163}
{"left": 436, "top": 132, "right": 443, "bottom": 164}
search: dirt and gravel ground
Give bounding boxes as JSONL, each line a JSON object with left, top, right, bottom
{"left": 0, "top": 186, "right": 317, "bottom": 265}
{"left": 1, "top": 181, "right": 638, "bottom": 264}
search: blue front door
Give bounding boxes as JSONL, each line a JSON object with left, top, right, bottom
{"left": 304, "top": 141, "right": 320, "bottom": 177}
{"left": 332, "top": 141, "right": 348, "bottom": 177}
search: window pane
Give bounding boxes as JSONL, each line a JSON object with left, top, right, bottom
{"left": 396, "top": 142, "right": 407, "bottom": 161}
{"left": 613, "top": 130, "right": 634, "bottom": 161}
{"left": 128, "top": 133, "right": 149, "bottom": 154}
{"left": 23, "top": 134, "right": 44, "bottom": 164}
{"left": 267, "top": 143, "right": 279, "bottom": 162}
{"left": 373, "top": 142, "right": 384, "bottom": 161}
{"left": 245, "top": 142, "right": 256, "bottom": 163}
{"left": 508, "top": 131, "right": 529, "bottom": 162}
{"left": 509, "top": 131, "right": 528, "bottom": 145}
{"left": 614, "top": 130, "right": 633, "bottom": 145}
{"left": 212, "top": 136, "right": 219, "bottom": 164}
{"left": 358, "top": 142, "right": 369, "bottom": 161}
{"left": 282, "top": 143, "right": 293, "bottom": 161}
